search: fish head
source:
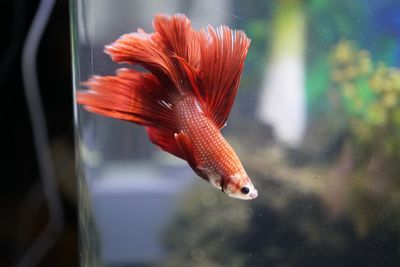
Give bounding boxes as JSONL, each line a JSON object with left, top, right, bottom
{"left": 221, "top": 173, "right": 258, "bottom": 200}
{"left": 197, "top": 167, "right": 258, "bottom": 200}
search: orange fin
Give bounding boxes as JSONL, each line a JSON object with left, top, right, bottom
{"left": 153, "top": 14, "right": 200, "bottom": 67}
{"left": 153, "top": 16, "right": 251, "bottom": 128}
{"left": 174, "top": 131, "right": 210, "bottom": 181}
{"left": 106, "top": 14, "right": 201, "bottom": 95}
{"left": 172, "top": 55, "right": 203, "bottom": 104}
{"left": 77, "top": 14, "right": 250, "bottom": 163}
{"left": 174, "top": 131, "right": 197, "bottom": 169}
{"left": 197, "top": 26, "right": 250, "bottom": 128}
{"left": 152, "top": 15, "right": 250, "bottom": 128}
{"left": 146, "top": 127, "right": 182, "bottom": 159}
{"left": 77, "top": 68, "right": 176, "bottom": 131}
{"left": 105, "top": 28, "right": 180, "bottom": 91}
{"left": 104, "top": 14, "right": 250, "bottom": 130}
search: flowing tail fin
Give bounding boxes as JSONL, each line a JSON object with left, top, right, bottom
{"left": 77, "top": 69, "right": 175, "bottom": 130}
{"left": 77, "top": 68, "right": 184, "bottom": 158}
{"left": 76, "top": 13, "right": 250, "bottom": 159}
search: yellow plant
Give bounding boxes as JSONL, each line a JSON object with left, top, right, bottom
{"left": 330, "top": 40, "right": 400, "bottom": 158}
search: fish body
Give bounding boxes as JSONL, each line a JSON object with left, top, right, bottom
{"left": 174, "top": 95, "right": 257, "bottom": 199}
{"left": 77, "top": 14, "right": 258, "bottom": 200}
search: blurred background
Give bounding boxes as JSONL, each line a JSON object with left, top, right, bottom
{"left": 3, "top": 0, "right": 400, "bottom": 267}
{"left": 1, "top": 0, "right": 77, "bottom": 266}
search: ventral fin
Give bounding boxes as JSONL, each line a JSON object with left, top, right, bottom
{"left": 146, "top": 127, "right": 182, "bottom": 159}
{"left": 174, "top": 131, "right": 197, "bottom": 169}
{"left": 174, "top": 131, "right": 210, "bottom": 181}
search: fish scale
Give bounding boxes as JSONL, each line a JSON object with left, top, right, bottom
{"left": 175, "top": 95, "right": 245, "bottom": 178}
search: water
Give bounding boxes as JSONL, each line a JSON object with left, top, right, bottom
{"left": 70, "top": 1, "right": 400, "bottom": 266}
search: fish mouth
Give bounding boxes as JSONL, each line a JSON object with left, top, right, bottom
{"left": 249, "top": 189, "right": 258, "bottom": 199}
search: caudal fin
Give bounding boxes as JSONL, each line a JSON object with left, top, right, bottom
{"left": 77, "top": 13, "right": 250, "bottom": 159}
{"left": 197, "top": 26, "right": 250, "bottom": 128}
{"left": 77, "top": 69, "right": 175, "bottom": 131}
{"left": 105, "top": 14, "right": 250, "bottom": 129}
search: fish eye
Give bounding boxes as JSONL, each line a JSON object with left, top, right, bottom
{"left": 241, "top": 186, "right": 250, "bottom": 194}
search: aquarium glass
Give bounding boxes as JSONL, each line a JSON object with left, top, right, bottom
{"left": 71, "top": 0, "right": 400, "bottom": 266}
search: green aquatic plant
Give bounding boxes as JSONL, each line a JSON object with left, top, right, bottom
{"left": 330, "top": 40, "right": 400, "bottom": 158}
{"left": 327, "top": 40, "right": 400, "bottom": 235}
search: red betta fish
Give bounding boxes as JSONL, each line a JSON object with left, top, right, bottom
{"left": 77, "top": 14, "right": 258, "bottom": 200}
